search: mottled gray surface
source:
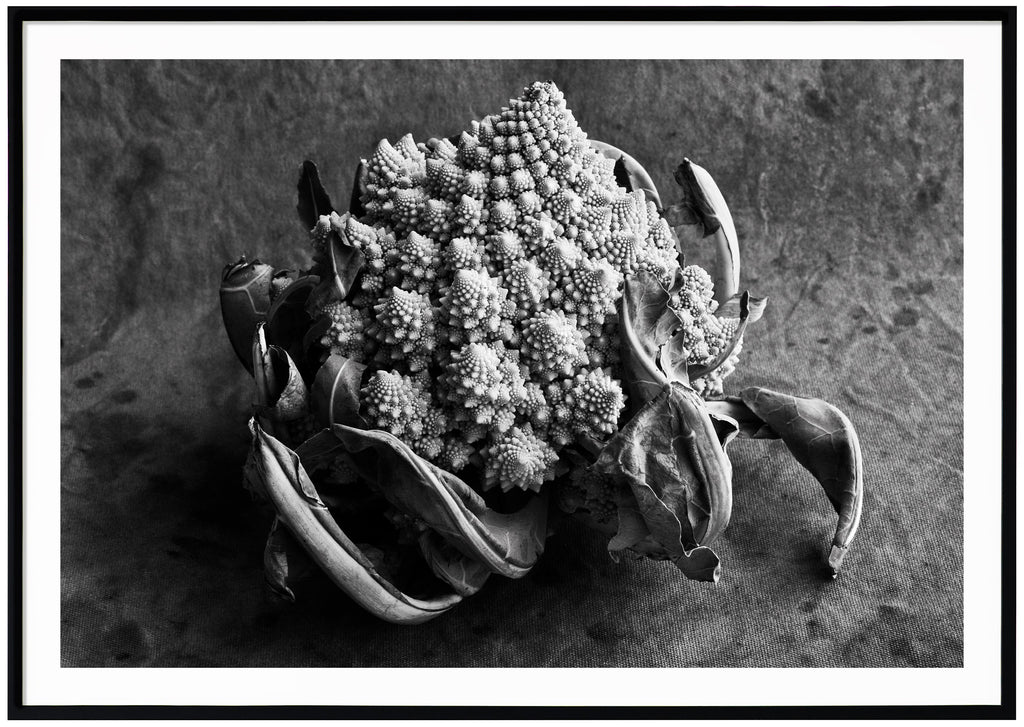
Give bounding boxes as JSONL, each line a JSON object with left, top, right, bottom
{"left": 61, "top": 60, "right": 963, "bottom": 667}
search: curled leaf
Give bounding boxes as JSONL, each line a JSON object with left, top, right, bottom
{"left": 297, "top": 425, "right": 548, "bottom": 580}
{"left": 246, "top": 420, "right": 463, "bottom": 624}
{"left": 738, "top": 388, "right": 864, "bottom": 575}
{"left": 656, "top": 328, "right": 691, "bottom": 385}
{"left": 251, "top": 325, "right": 309, "bottom": 428}
{"left": 311, "top": 352, "right": 368, "bottom": 428}
{"left": 707, "top": 390, "right": 864, "bottom": 576}
{"left": 674, "top": 158, "right": 740, "bottom": 304}
{"left": 716, "top": 291, "right": 767, "bottom": 323}
{"left": 220, "top": 257, "right": 275, "bottom": 375}
{"left": 296, "top": 160, "right": 335, "bottom": 231}
{"left": 607, "top": 505, "right": 650, "bottom": 553}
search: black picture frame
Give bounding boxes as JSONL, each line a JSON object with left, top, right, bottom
{"left": 13, "top": 4, "right": 1015, "bottom": 719}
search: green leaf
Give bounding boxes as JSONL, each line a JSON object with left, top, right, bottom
{"left": 296, "top": 160, "right": 335, "bottom": 231}
{"left": 738, "top": 388, "right": 864, "bottom": 575}
{"left": 311, "top": 353, "right": 368, "bottom": 429}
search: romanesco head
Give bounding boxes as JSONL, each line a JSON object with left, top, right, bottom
{"left": 326, "top": 81, "right": 739, "bottom": 492}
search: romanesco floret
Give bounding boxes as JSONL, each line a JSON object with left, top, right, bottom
{"left": 439, "top": 268, "right": 511, "bottom": 345}
{"left": 441, "top": 236, "right": 484, "bottom": 274}
{"left": 483, "top": 425, "right": 558, "bottom": 493}
{"left": 521, "top": 310, "right": 589, "bottom": 381}
{"left": 366, "top": 288, "right": 436, "bottom": 371}
{"left": 667, "top": 264, "right": 741, "bottom": 369}
{"left": 567, "top": 368, "right": 626, "bottom": 439}
{"left": 360, "top": 370, "right": 428, "bottom": 438}
{"left": 320, "top": 300, "right": 370, "bottom": 361}
{"left": 441, "top": 342, "right": 517, "bottom": 433}
{"left": 360, "top": 370, "right": 450, "bottom": 460}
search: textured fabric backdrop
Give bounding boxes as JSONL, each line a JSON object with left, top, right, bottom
{"left": 60, "top": 60, "right": 963, "bottom": 668}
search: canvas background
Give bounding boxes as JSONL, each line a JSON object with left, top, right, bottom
{"left": 60, "top": 59, "right": 963, "bottom": 667}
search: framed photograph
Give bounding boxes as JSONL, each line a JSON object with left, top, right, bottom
{"left": 14, "top": 4, "right": 1013, "bottom": 719}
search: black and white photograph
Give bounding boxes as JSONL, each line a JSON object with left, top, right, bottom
{"left": 15, "top": 7, "right": 1010, "bottom": 717}
{"left": 59, "top": 55, "right": 962, "bottom": 662}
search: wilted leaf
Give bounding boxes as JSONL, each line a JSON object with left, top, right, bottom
{"left": 311, "top": 353, "right": 368, "bottom": 428}
{"left": 326, "top": 425, "right": 548, "bottom": 579}
{"left": 251, "top": 327, "right": 310, "bottom": 444}
{"left": 620, "top": 271, "right": 687, "bottom": 405}
{"left": 607, "top": 505, "right": 650, "bottom": 553}
{"left": 708, "top": 390, "right": 864, "bottom": 575}
{"left": 248, "top": 420, "right": 463, "bottom": 624}
{"left": 663, "top": 202, "right": 700, "bottom": 227}
{"left": 706, "top": 409, "right": 742, "bottom": 450}
{"left": 656, "top": 329, "right": 691, "bottom": 385}
{"left": 590, "top": 383, "right": 733, "bottom": 582}
{"left": 716, "top": 292, "right": 767, "bottom": 323}
{"left": 296, "top": 160, "right": 335, "bottom": 231}
{"left": 674, "top": 159, "right": 728, "bottom": 238}
{"left": 605, "top": 492, "right": 721, "bottom": 582}
{"left": 737, "top": 388, "right": 864, "bottom": 575}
